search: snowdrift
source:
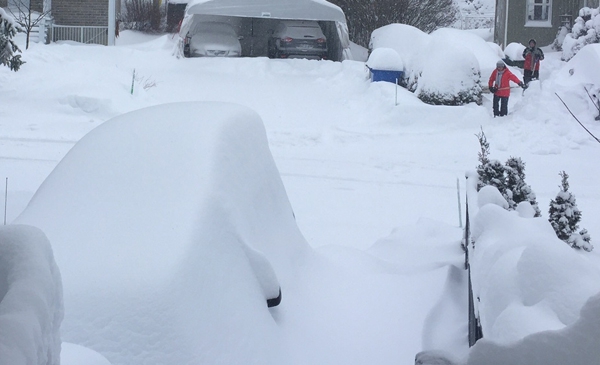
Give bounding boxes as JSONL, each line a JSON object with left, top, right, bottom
{"left": 467, "top": 290, "right": 600, "bottom": 365}
{"left": 470, "top": 189, "right": 600, "bottom": 344}
{"left": 0, "top": 225, "right": 63, "bottom": 365}
{"left": 15, "top": 102, "right": 310, "bottom": 365}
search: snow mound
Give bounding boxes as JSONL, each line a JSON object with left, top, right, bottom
{"left": 61, "top": 343, "right": 112, "bottom": 365}
{"left": 428, "top": 28, "right": 504, "bottom": 78}
{"left": 366, "top": 47, "right": 403, "bottom": 71}
{"left": 477, "top": 185, "right": 509, "bottom": 209}
{"left": 0, "top": 225, "right": 63, "bottom": 365}
{"left": 467, "top": 291, "right": 600, "bottom": 365}
{"left": 555, "top": 44, "right": 600, "bottom": 87}
{"left": 15, "top": 102, "right": 309, "bottom": 365}
{"left": 470, "top": 204, "right": 600, "bottom": 344}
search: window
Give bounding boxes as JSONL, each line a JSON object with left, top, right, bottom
{"left": 527, "top": 0, "right": 551, "bottom": 21}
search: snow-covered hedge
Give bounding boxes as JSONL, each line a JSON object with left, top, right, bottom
{"left": 0, "top": 225, "right": 63, "bottom": 365}
{"left": 416, "top": 38, "right": 482, "bottom": 106}
{"left": 369, "top": 25, "right": 495, "bottom": 106}
{"left": 561, "top": 6, "right": 600, "bottom": 61}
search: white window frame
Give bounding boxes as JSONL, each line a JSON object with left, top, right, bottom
{"left": 525, "top": 0, "right": 552, "bottom": 28}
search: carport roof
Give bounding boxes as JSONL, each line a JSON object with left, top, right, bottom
{"left": 186, "top": 0, "right": 347, "bottom": 24}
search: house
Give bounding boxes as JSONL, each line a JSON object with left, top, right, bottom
{"left": 494, "top": 0, "right": 600, "bottom": 49}
{"left": 5, "top": 0, "right": 119, "bottom": 45}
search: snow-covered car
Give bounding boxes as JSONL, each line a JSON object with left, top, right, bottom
{"left": 14, "top": 102, "right": 309, "bottom": 364}
{"left": 183, "top": 22, "right": 242, "bottom": 57}
{"left": 267, "top": 20, "right": 327, "bottom": 60}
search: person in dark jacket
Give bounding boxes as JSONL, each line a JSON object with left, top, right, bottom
{"left": 488, "top": 60, "right": 525, "bottom": 117}
{"left": 522, "top": 39, "right": 544, "bottom": 85}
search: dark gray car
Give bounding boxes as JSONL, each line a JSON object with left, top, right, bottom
{"left": 268, "top": 20, "right": 328, "bottom": 60}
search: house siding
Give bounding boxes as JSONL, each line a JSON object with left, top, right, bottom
{"left": 499, "top": 0, "right": 593, "bottom": 47}
{"left": 53, "top": 0, "right": 109, "bottom": 26}
{"left": 31, "top": 0, "right": 42, "bottom": 12}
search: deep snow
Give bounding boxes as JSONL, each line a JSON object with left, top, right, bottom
{"left": 1, "top": 27, "right": 600, "bottom": 364}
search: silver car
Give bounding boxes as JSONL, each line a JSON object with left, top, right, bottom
{"left": 183, "top": 22, "right": 242, "bottom": 57}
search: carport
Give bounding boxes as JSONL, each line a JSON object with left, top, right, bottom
{"left": 180, "top": 0, "right": 351, "bottom": 61}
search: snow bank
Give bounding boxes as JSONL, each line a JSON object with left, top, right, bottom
{"left": 61, "top": 343, "right": 111, "bottom": 365}
{"left": 467, "top": 291, "right": 600, "bottom": 365}
{"left": 0, "top": 225, "right": 63, "bottom": 365}
{"left": 15, "top": 102, "right": 309, "bottom": 365}
{"left": 554, "top": 44, "right": 600, "bottom": 87}
{"left": 470, "top": 200, "right": 600, "bottom": 345}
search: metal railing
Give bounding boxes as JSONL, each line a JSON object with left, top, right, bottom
{"left": 461, "top": 15, "right": 494, "bottom": 30}
{"left": 51, "top": 25, "right": 108, "bottom": 45}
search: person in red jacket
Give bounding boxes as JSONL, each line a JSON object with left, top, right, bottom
{"left": 488, "top": 60, "right": 525, "bottom": 117}
{"left": 522, "top": 38, "right": 544, "bottom": 85}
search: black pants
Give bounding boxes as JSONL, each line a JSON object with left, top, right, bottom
{"left": 523, "top": 69, "right": 539, "bottom": 85}
{"left": 493, "top": 95, "right": 508, "bottom": 117}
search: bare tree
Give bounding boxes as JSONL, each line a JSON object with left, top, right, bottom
{"left": 7, "top": 0, "right": 50, "bottom": 49}
{"left": 330, "top": 0, "right": 458, "bottom": 47}
{"left": 121, "top": 0, "right": 162, "bottom": 32}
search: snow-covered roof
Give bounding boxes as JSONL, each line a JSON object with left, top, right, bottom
{"left": 185, "top": 0, "right": 346, "bottom": 23}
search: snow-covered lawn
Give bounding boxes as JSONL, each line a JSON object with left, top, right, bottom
{"left": 1, "top": 29, "right": 600, "bottom": 364}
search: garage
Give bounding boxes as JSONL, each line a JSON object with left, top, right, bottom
{"left": 178, "top": 0, "right": 351, "bottom": 61}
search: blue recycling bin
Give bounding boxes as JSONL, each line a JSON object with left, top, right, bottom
{"left": 369, "top": 68, "right": 403, "bottom": 84}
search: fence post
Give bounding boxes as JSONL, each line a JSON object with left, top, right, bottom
{"left": 465, "top": 174, "right": 483, "bottom": 347}
{"left": 4, "top": 177, "right": 8, "bottom": 225}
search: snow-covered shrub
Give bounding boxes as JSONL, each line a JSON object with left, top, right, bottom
{"left": 548, "top": 171, "right": 593, "bottom": 251}
{"left": 476, "top": 131, "right": 540, "bottom": 216}
{"left": 561, "top": 6, "right": 600, "bottom": 61}
{"left": 503, "top": 42, "right": 525, "bottom": 61}
{"left": 416, "top": 39, "right": 482, "bottom": 105}
{"left": 552, "top": 24, "right": 570, "bottom": 51}
{"left": 476, "top": 129, "right": 505, "bottom": 193}
{"left": 504, "top": 157, "right": 541, "bottom": 217}
{"left": 0, "top": 8, "right": 24, "bottom": 71}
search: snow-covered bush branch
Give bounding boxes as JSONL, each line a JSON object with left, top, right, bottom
{"left": 0, "top": 8, "right": 24, "bottom": 71}
{"left": 561, "top": 6, "right": 600, "bottom": 61}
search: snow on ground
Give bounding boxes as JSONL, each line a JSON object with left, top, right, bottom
{"left": 1, "top": 28, "right": 600, "bottom": 364}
